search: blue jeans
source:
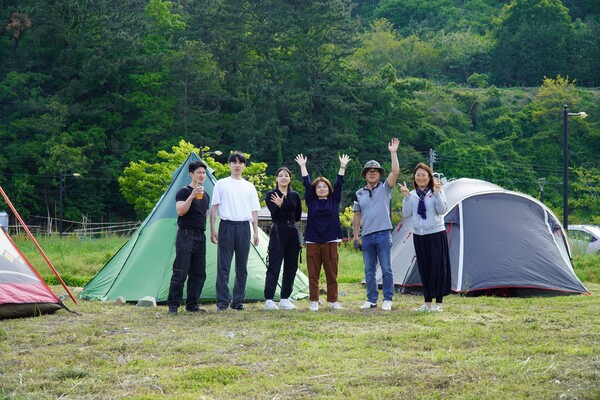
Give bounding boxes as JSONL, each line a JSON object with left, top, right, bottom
{"left": 362, "top": 230, "right": 394, "bottom": 303}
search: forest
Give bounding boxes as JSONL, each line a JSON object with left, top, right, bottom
{"left": 1, "top": 0, "right": 599, "bottom": 227}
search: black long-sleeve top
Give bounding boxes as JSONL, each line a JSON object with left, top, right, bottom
{"left": 265, "top": 189, "right": 302, "bottom": 223}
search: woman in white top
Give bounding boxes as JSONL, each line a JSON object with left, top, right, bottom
{"left": 399, "top": 162, "right": 451, "bottom": 312}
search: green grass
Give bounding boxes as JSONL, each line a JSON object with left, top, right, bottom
{"left": 573, "top": 252, "right": 600, "bottom": 284}
{"left": 1, "top": 237, "right": 599, "bottom": 399}
{"left": 11, "top": 235, "right": 127, "bottom": 286}
{"left": 1, "top": 283, "right": 599, "bottom": 399}
{"left": 10, "top": 235, "right": 600, "bottom": 286}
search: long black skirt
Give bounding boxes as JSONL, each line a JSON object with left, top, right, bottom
{"left": 413, "top": 230, "right": 452, "bottom": 301}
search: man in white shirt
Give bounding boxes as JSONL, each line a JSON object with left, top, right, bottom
{"left": 210, "top": 151, "right": 261, "bottom": 311}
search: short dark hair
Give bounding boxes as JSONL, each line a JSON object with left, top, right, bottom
{"left": 189, "top": 161, "right": 207, "bottom": 173}
{"left": 228, "top": 151, "right": 246, "bottom": 164}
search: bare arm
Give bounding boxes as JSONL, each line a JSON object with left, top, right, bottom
{"left": 175, "top": 186, "right": 203, "bottom": 216}
{"left": 353, "top": 211, "right": 361, "bottom": 242}
{"left": 295, "top": 154, "right": 308, "bottom": 177}
{"left": 252, "top": 210, "right": 259, "bottom": 246}
{"left": 386, "top": 138, "right": 400, "bottom": 188}
{"left": 210, "top": 204, "right": 219, "bottom": 243}
{"left": 176, "top": 200, "right": 191, "bottom": 217}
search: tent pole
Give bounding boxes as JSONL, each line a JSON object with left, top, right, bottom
{"left": 0, "top": 185, "right": 78, "bottom": 304}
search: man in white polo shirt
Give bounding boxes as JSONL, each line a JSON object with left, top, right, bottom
{"left": 210, "top": 151, "right": 261, "bottom": 311}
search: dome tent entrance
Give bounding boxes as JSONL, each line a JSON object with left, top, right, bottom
{"left": 377, "top": 178, "right": 588, "bottom": 296}
{"left": 80, "top": 153, "right": 309, "bottom": 303}
{"left": 0, "top": 227, "right": 64, "bottom": 318}
{"left": 0, "top": 186, "right": 71, "bottom": 319}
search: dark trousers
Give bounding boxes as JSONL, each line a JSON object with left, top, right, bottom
{"left": 413, "top": 230, "right": 452, "bottom": 304}
{"left": 306, "top": 242, "right": 339, "bottom": 302}
{"left": 167, "top": 228, "right": 206, "bottom": 311}
{"left": 216, "top": 220, "right": 251, "bottom": 309}
{"left": 264, "top": 223, "right": 301, "bottom": 300}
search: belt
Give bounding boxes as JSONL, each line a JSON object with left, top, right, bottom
{"left": 221, "top": 220, "right": 249, "bottom": 225}
{"left": 274, "top": 220, "right": 296, "bottom": 225}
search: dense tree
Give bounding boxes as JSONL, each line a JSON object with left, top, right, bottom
{"left": 350, "top": 19, "right": 439, "bottom": 79}
{"left": 187, "top": 0, "right": 368, "bottom": 173}
{"left": 571, "top": 167, "right": 600, "bottom": 224}
{"left": 433, "top": 30, "right": 493, "bottom": 83}
{"left": 119, "top": 140, "right": 268, "bottom": 218}
{"left": 569, "top": 17, "right": 600, "bottom": 86}
{"left": 492, "top": 0, "right": 574, "bottom": 86}
{"left": 373, "top": 0, "right": 502, "bottom": 36}
{"left": 1, "top": 0, "right": 599, "bottom": 226}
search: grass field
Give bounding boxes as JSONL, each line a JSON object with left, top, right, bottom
{"left": 1, "top": 236, "right": 599, "bottom": 399}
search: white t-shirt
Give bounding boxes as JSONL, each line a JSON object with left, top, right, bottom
{"left": 211, "top": 176, "right": 261, "bottom": 222}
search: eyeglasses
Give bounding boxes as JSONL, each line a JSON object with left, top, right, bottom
{"left": 367, "top": 169, "right": 379, "bottom": 174}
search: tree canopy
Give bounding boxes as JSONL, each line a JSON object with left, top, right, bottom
{"left": 0, "top": 0, "right": 598, "bottom": 226}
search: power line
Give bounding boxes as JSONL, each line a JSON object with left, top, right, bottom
{"left": 1, "top": 173, "right": 114, "bottom": 182}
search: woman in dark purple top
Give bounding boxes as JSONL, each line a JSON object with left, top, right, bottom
{"left": 295, "top": 153, "right": 350, "bottom": 311}
{"left": 264, "top": 166, "right": 303, "bottom": 311}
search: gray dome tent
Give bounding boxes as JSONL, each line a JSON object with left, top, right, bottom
{"left": 378, "top": 178, "right": 588, "bottom": 296}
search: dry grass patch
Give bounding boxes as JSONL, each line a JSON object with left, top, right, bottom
{"left": 1, "top": 282, "right": 599, "bottom": 399}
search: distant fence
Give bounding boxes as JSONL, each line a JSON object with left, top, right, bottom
{"left": 4, "top": 215, "right": 140, "bottom": 238}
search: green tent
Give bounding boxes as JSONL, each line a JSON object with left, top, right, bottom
{"left": 80, "top": 153, "right": 308, "bottom": 303}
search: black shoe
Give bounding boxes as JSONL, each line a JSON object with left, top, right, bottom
{"left": 231, "top": 305, "right": 245, "bottom": 311}
{"left": 167, "top": 308, "right": 178, "bottom": 316}
{"left": 185, "top": 308, "right": 207, "bottom": 314}
{"left": 216, "top": 307, "right": 228, "bottom": 313}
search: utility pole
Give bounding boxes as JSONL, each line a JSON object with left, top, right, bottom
{"left": 428, "top": 148, "right": 437, "bottom": 171}
{"left": 562, "top": 105, "right": 588, "bottom": 231}
{"left": 58, "top": 171, "right": 81, "bottom": 237}
{"left": 538, "top": 178, "right": 546, "bottom": 203}
{"left": 58, "top": 170, "right": 63, "bottom": 237}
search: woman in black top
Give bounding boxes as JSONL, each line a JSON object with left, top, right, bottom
{"left": 264, "top": 166, "right": 303, "bottom": 310}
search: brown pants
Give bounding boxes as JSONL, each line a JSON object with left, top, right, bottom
{"left": 306, "top": 242, "right": 339, "bottom": 302}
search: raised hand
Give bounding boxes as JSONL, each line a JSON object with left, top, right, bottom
{"left": 339, "top": 154, "right": 351, "bottom": 168}
{"left": 295, "top": 154, "right": 307, "bottom": 167}
{"left": 398, "top": 181, "right": 410, "bottom": 197}
{"left": 190, "top": 185, "right": 203, "bottom": 200}
{"left": 270, "top": 192, "right": 285, "bottom": 207}
{"left": 433, "top": 176, "right": 441, "bottom": 193}
{"left": 388, "top": 138, "right": 399, "bottom": 153}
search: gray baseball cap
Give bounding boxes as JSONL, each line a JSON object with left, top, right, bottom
{"left": 361, "top": 160, "right": 385, "bottom": 178}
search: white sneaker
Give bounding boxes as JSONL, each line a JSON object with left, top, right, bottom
{"left": 265, "top": 299, "right": 279, "bottom": 310}
{"left": 330, "top": 302, "right": 342, "bottom": 310}
{"left": 429, "top": 304, "right": 443, "bottom": 312}
{"left": 381, "top": 300, "right": 392, "bottom": 311}
{"left": 414, "top": 304, "right": 430, "bottom": 312}
{"left": 309, "top": 301, "right": 319, "bottom": 311}
{"left": 360, "top": 301, "right": 377, "bottom": 309}
{"left": 279, "top": 298, "right": 296, "bottom": 310}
